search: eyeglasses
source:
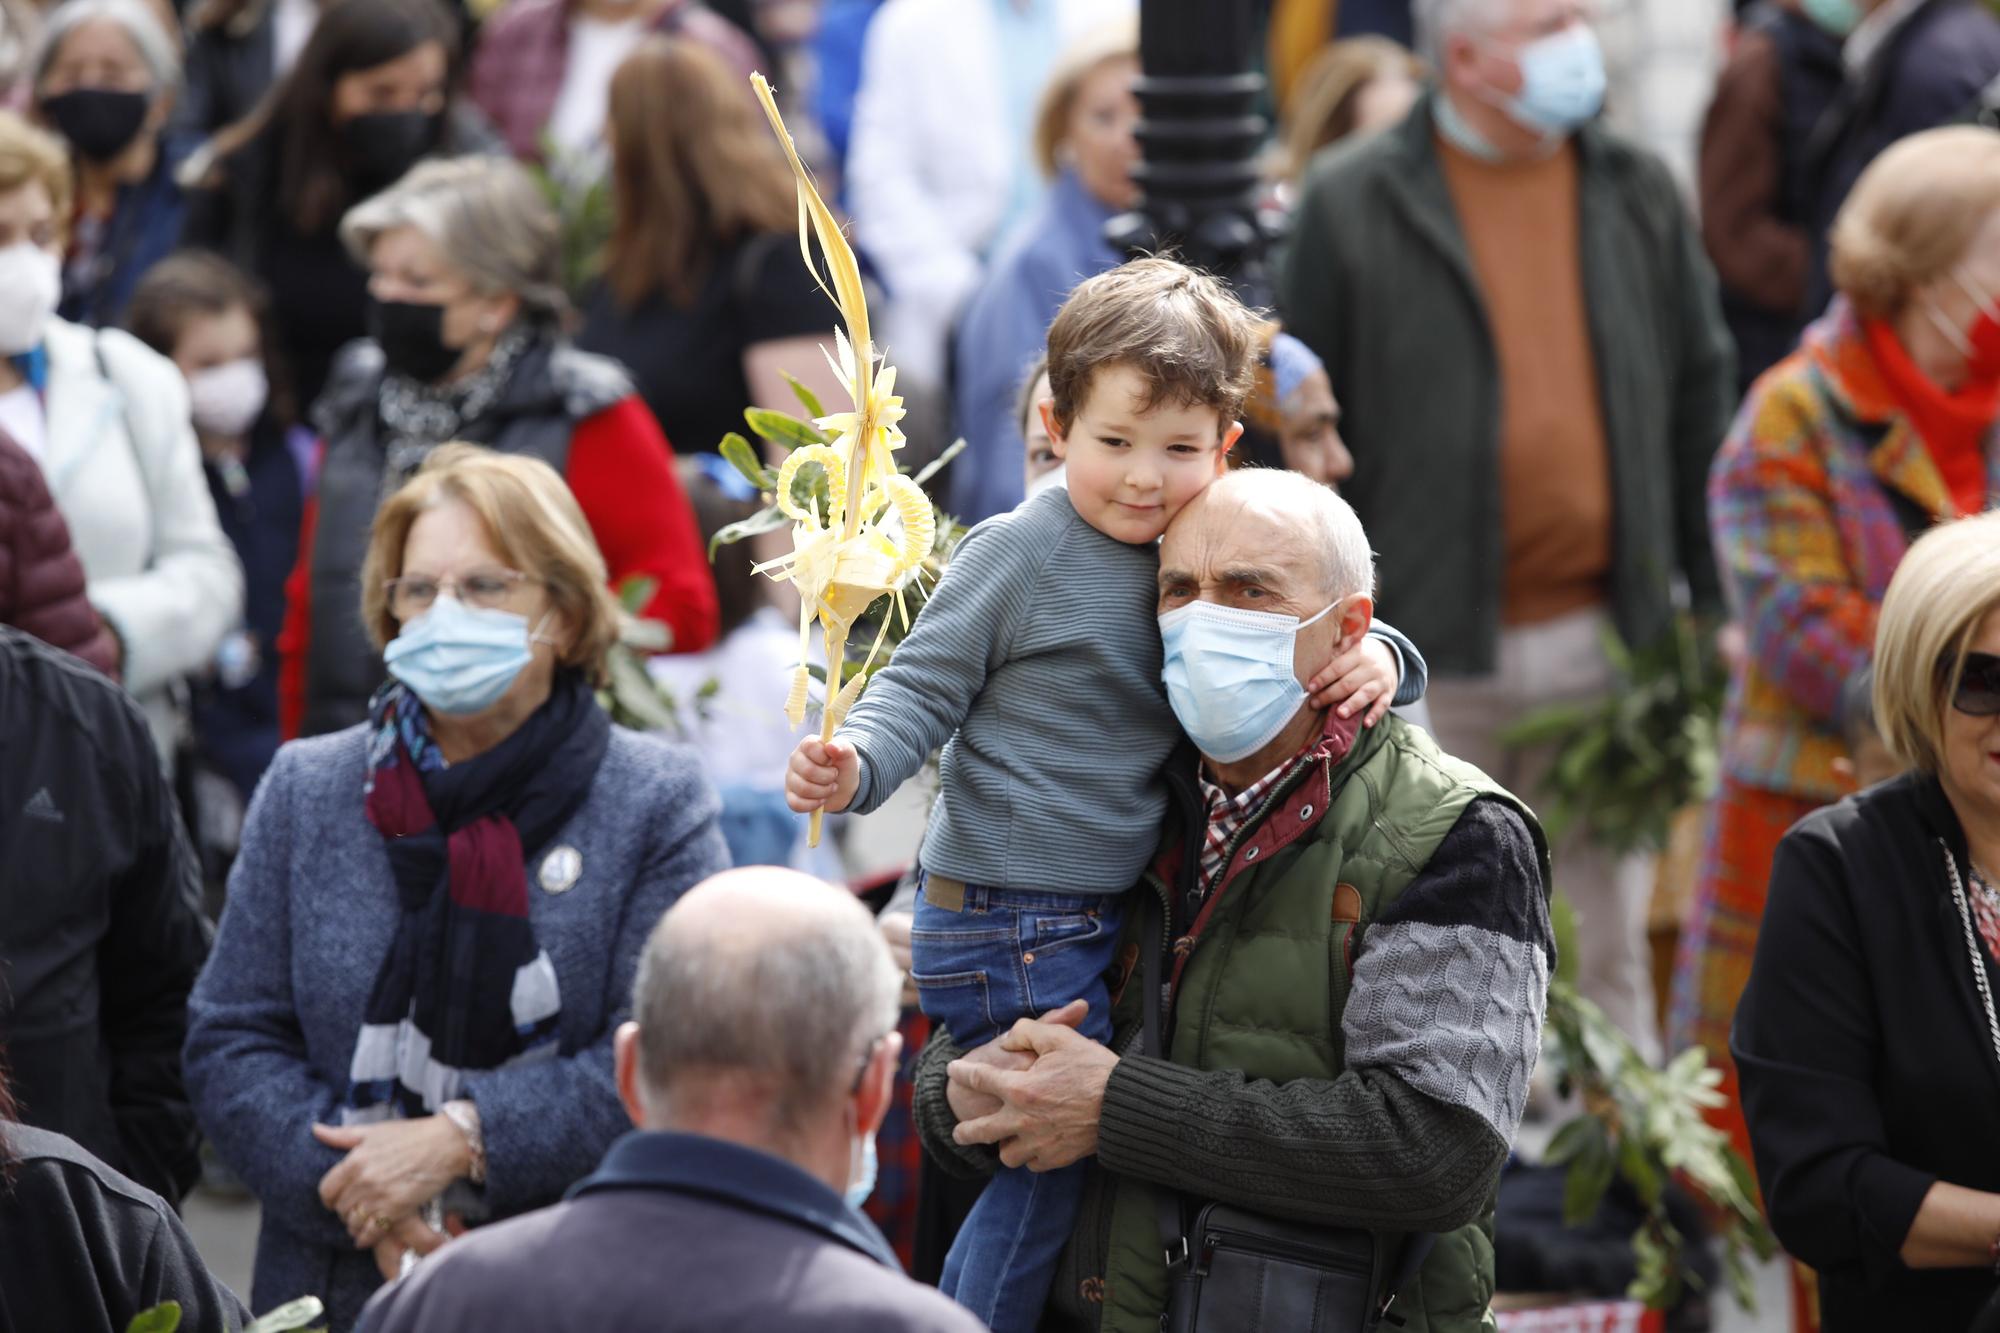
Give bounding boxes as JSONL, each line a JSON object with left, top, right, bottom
{"left": 1951, "top": 652, "right": 2000, "bottom": 718}
{"left": 384, "top": 568, "right": 536, "bottom": 618}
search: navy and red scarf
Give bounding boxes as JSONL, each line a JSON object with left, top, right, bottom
{"left": 343, "top": 672, "right": 609, "bottom": 1122}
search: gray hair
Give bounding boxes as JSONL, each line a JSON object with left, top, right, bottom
{"left": 1412, "top": 0, "right": 1507, "bottom": 64}
{"left": 1209, "top": 467, "right": 1377, "bottom": 601}
{"left": 32, "top": 0, "right": 179, "bottom": 94}
{"left": 341, "top": 155, "right": 569, "bottom": 322}
{"left": 631, "top": 869, "right": 903, "bottom": 1133}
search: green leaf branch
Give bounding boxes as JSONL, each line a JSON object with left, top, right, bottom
{"left": 1542, "top": 967, "right": 1777, "bottom": 1313}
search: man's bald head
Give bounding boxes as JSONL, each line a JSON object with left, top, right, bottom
{"left": 630, "top": 868, "right": 902, "bottom": 1135}
{"left": 1162, "top": 468, "right": 1376, "bottom": 603}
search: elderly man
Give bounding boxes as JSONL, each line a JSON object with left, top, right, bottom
{"left": 358, "top": 868, "right": 985, "bottom": 1333}
{"left": 1277, "top": 0, "right": 1734, "bottom": 1058}
{"left": 914, "top": 470, "right": 1553, "bottom": 1333}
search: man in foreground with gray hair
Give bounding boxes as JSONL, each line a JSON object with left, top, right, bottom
{"left": 914, "top": 470, "right": 1555, "bottom": 1332}
{"left": 357, "top": 867, "right": 985, "bottom": 1333}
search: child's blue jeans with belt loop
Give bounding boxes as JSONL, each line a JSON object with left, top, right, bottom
{"left": 912, "top": 871, "right": 1124, "bottom": 1333}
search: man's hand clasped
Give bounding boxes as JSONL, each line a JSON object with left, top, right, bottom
{"left": 946, "top": 999, "right": 1119, "bottom": 1173}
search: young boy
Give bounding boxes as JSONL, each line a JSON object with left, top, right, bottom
{"left": 786, "top": 258, "right": 1423, "bottom": 1330}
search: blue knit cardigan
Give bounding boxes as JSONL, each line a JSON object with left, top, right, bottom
{"left": 184, "top": 724, "right": 729, "bottom": 1329}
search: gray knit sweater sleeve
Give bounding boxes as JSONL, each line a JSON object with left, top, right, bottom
{"left": 839, "top": 488, "right": 1177, "bottom": 893}
{"left": 1093, "top": 800, "right": 1550, "bottom": 1232}
{"left": 840, "top": 510, "right": 1032, "bottom": 815}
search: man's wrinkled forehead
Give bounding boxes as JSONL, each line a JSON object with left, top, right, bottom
{"left": 1159, "top": 492, "right": 1305, "bottom": 590}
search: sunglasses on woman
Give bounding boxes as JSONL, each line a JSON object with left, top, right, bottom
{"left": 1953, "top": 652, "right": 2000, "bottom": 717}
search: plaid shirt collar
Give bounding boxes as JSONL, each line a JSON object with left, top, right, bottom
{"left": 1198, "top": 757, "right": 1305, "bottom": 894}
{"left": 1193, "top": 710, "right": 1360, "bottom": 900}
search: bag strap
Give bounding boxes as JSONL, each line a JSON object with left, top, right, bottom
{"left": 1142, "top": 888, "right": 1189, "bottom": 1268}
{"left": 1140, "top": 884, "right": 1437, "bottom": 1316}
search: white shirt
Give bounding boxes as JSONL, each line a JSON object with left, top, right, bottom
{"left": 0, "top": 383, "right": 44, "bottom": 463}
{"left": 272, "top": 0, "right": 318, "bottom": 79}
{"left": 647, "top": 606, "right": 814, "bottom": 792}
{"left": 548, "top": 15, "right": 649, "bottom": 159}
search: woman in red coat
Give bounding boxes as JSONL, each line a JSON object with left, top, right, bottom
{"left": 0, "top": 429, "right": 117, "bottom": 674}
{"left": 280, "top": 155, "right": 719, "bottom": 738}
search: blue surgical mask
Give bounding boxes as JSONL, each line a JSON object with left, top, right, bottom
{"left": 1160, "top": 599, "right": 1339, "bottom": 764}
{"left": 1486, "top": 24, "right": 1605, "bottom": 138}
{"left": 1434, "top": 92, "right": 1505, "bottom": 162}
{"left": 383, "top": 595, "right": 551, "bottom": 715}
{"left": 1800, "top": 0, "right": 1862, "bottom": 36}
{"left": 845, "top": 1133, "right": 878, "bottom": 1210}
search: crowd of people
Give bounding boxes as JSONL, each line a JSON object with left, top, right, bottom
{"left": 0, "top": 0, "right": 1997, "bottom": 1330}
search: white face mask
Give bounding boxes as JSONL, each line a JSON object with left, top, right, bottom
{"left": 1024, "top": 463, "right": 1067, "bottom": 503}
{"left": 0, "top": 243, "right": 61, "bottom": 357}
{"left": 187, "top": 358, "right": 269, "bottom": 437}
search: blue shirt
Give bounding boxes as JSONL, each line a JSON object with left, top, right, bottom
{"left": 948, "top": 169, "right": 1121, "bottom": 523}
{"left": 991, "top": 0, "right": 1064, "bottom": 240}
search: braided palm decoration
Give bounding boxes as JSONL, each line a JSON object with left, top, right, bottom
{"left": 749, "top": 74, "right": 934, "bottom": 846}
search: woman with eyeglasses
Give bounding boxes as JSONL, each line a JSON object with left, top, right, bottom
{"left": 185, "top": 444, "right": 729, "bottom": 1330}
{"left": 1670, "top": 126, "right": 2000, "bottom": 1179}
{"left": 1733, "top": 510, "right": 2000, "bottom": 1333}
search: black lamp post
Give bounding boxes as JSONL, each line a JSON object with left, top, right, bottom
{"left": 1108, "top": 0, "right": 1276, "bottom": 303}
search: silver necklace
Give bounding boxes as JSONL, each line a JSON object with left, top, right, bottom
{"left": 1939, "top": 839, "right": 2000, "bottom": 1070}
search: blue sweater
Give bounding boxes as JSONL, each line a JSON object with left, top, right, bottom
{"left": 183, "top": 724, "right": 728, "bottom": 1330}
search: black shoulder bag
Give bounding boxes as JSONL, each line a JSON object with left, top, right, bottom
{"left": 1141, "top": 889, "right": 1434, "bottom": 1332}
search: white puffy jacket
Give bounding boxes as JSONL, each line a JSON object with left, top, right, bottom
{"left": 38, "top": 316, "right": 244, "bottom": 763}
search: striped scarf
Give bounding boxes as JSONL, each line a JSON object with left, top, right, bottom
{"left": 343, "top": 674, "right": 608, "bottom": 1123}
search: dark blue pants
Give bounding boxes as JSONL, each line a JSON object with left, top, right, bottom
{"left": 912, "top": 876, "right": 1123, "bottom": 1332}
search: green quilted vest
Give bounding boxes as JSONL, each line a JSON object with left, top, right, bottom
{"left": 1094, "top": 715, "right": 1548, "bottom": 1333}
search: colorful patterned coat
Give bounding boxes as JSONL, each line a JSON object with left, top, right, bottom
{"left": 1710, "top": 297, "right": 2000, "bottom": 804}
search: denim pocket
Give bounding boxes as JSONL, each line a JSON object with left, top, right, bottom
{"left": 911, "top": 969, "right": 996, "bottom": 1045}
{"left": 1025, "top": 911, "right": 1107, "bottom": 959}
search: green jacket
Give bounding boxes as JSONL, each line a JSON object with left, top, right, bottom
{"left": 915, "top": 714, "right": 1554, "bottom": 1332}
{"left": 1276, "top": 94, "right": 1735, "bottom": 676}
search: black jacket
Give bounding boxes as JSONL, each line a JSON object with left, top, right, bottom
{"left": 175, "top": 0, "right": 276, "bottom": 141}
{"left": 355, "top": 1131, "right": 987, "bottom": 1333}
{"left": 0, "top": 1124, "right": 245, "bottom": 1332}
{"left": 1734, "top": 772, "right": 2000, "bottom": 1332}
{"left": 300, "top": 333, "right": 630, "bottom": 737}
{"left": 0, "top": 628, "right": 210, "bottom": 1206}
{"left": 1805, "top": 0, "right": 2000, "bottom": 311}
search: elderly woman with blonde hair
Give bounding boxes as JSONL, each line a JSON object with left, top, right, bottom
{"left": 1670, "top": 125, "right": 2000, "bottom": 1163}
{"left": 284, "top": 153, "right": 717, "bottom": 741}
{"left": 1735, "top": 511, "right": 2000, "bottom": 1332}
{"left": 187, "top": 445, "right": 729, "bottom": 1330}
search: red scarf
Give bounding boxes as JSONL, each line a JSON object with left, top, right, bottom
{"left": 1862, "top": 317, "right": 1998, "bottom": 517}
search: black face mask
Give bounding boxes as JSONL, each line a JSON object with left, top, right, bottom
{"left": 341, "top": 110, "right": 438, "bottom": 186}
{"left": 42, "top": 88, "right": 150, "bottom": 163}
{"left": 369, "top": 297, "right": 461, "bottom": 383}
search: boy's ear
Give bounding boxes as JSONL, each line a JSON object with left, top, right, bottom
{"left": 1039, "top": 399, "right": 1068, "bottom": 459}
{"left": 1221, "top": 420, "right": 1244, "bottom": 456}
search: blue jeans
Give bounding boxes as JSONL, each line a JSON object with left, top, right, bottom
{"left": 912, "top": 876, "right": 1122, "bottom": 1333}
